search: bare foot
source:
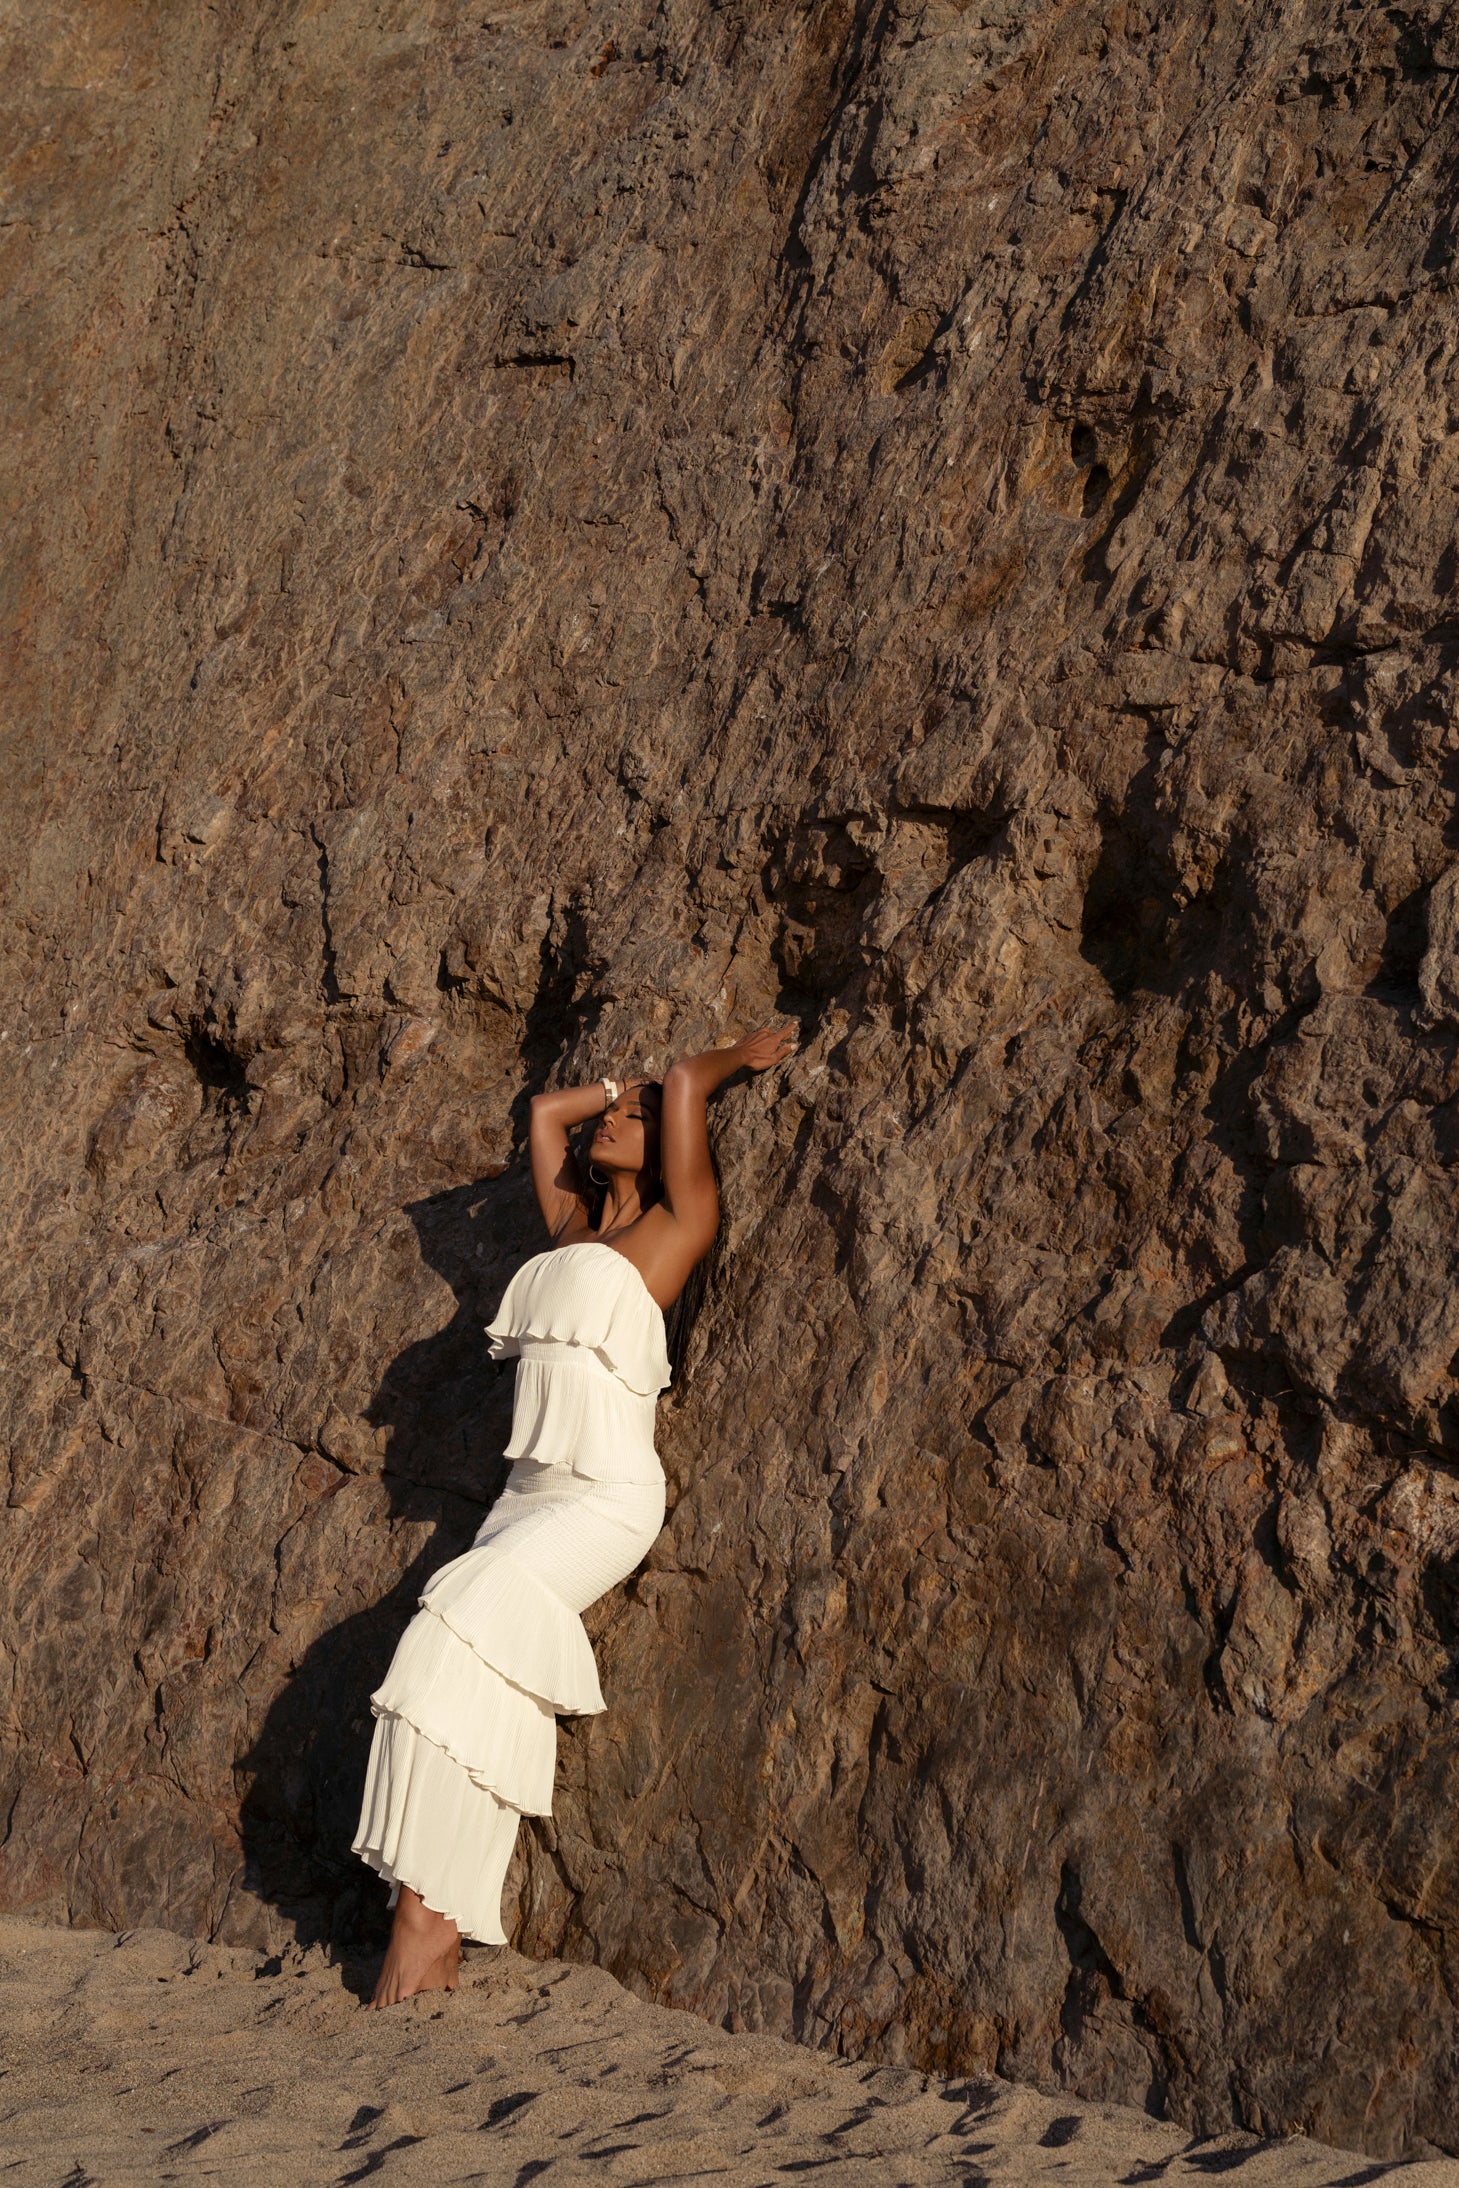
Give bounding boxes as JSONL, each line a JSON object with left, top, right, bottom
{"left": 368, "top": 1885, "right": 461, "bottom": 2008}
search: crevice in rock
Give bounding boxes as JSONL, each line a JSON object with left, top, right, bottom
{"left": 182, "top": 1026, "right": 250, "bottom": 1112}
{"left": 1054, "top": 1862, "right": 1171, "bottom": 2117}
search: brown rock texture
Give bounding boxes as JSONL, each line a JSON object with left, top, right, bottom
{"left": 5, "top": 0, "right": 1459, "bottom": 2160}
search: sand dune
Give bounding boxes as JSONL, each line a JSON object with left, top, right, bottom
{"left": 0, "top": 1916, "right": 1450, "bottom": 2185}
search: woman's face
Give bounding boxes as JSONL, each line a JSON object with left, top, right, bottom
{"left": 589, "top": 1083, "right": 662, "bottom": 1183}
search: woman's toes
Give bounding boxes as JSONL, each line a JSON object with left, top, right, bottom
{"left": 366, "top": 1921, "right": 459, "bottom": 2008}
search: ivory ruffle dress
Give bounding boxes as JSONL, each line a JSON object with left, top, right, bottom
{"left": 351, "top": 1241, "right": 669, "bottom": 1941}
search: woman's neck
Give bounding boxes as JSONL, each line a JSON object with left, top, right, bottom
{"left": 595, "top": 1183, "right": 642, "bottom": 1237}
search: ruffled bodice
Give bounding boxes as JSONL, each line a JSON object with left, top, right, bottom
{"left": 483, "top": 1241, "right": 670, "bottom": 1484}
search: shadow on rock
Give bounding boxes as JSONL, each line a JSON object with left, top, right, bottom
{"left": 236, "top": 1171, "right": 533, "bottom": 1952}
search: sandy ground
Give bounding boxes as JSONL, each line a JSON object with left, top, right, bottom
{"left": 0, "top": 1917, "right": 1452, "bottom": 2186}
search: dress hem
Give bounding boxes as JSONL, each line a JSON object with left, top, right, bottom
{"left": 366, "top": 1697, "right": 551, "bottom": 1814}
{"left": 350, "top": 1838, "right": 508, "bottom": 1947}
{"left": 420, "top": 1594, "right": 605, "bottom": 1720}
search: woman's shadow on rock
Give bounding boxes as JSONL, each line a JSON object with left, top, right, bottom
{"left": 236, "top": 1169, "right": 536, "bottom": 1964}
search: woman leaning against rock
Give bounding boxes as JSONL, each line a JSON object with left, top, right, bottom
{"left": 352, "top": 1022, "right": 798, "bottom": 2004}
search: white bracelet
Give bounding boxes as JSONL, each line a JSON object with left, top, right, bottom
{"left": 600, "top": 1076, "right": 619, "bottom": 1108}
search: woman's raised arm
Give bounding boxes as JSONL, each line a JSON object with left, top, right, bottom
{"left": 658, "top": 1024, "right": 798, "bottom": 1257}
{"left": 528, "top": 1081, "right": 610, "bottom": 1239}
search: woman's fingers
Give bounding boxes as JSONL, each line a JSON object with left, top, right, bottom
{"left": 739, "top": 1021, "right": 799, "bottom": 1071}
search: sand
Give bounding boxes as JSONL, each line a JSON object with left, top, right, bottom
{"left": 0, "top": 1916, "right": 1451, "bottom": 2186}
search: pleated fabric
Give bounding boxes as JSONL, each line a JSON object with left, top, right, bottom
{"left": 353, "top": 1242, "right": 670, "bottom": 1944}
{"left": 352, "top": 1719, "right": 525, "bottom": 1945}
{"left": 485, "top": 1242, "right": 670, "bottom": 1483}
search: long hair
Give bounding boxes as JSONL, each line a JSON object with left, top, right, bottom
{"left": 581, "top": 1080, "right": 722, "bottom": 1382}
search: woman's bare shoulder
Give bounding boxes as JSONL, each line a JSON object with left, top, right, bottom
{"left": 614, "top": 1205, "right": 711, "bottom": 1311}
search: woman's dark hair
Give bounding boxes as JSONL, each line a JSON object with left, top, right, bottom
{"left": 580, "top": 1079, "right": 722, "bottom": 1381}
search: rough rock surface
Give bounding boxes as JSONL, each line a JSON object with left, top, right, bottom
{"left": 5, "top": 0, "right": 1459, "bottom": 2162}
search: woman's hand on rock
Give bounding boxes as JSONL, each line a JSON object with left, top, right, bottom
{"left": 663, "top": 1024, "right": 798, "bottom": 1096}
{"left": 731, "top": 1022, "right": 799, "bottom": 1074}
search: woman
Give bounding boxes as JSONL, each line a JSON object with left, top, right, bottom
{"left": 353, "top": 1022, "right": 797, "bottom": 2005}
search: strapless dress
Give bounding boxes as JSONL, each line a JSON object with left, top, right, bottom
{"left": 352, "top": 1241, "right": 669, "bottom": 1942}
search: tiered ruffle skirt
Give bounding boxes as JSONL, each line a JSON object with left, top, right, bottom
{"left": 352, "top": 1456, "right": 666, "bottom": 1942}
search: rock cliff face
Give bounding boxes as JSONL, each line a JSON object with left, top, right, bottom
{"left": 5, "top": 0, "right": 1459, "bottom": 2158}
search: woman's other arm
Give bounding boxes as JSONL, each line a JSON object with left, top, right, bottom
{"left": 528, "top": 1081, "right": 609, "bottom": 1238}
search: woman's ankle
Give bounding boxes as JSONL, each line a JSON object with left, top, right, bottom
{"left": 393, "top": 1887, "right": 458, "bottom": 1941}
